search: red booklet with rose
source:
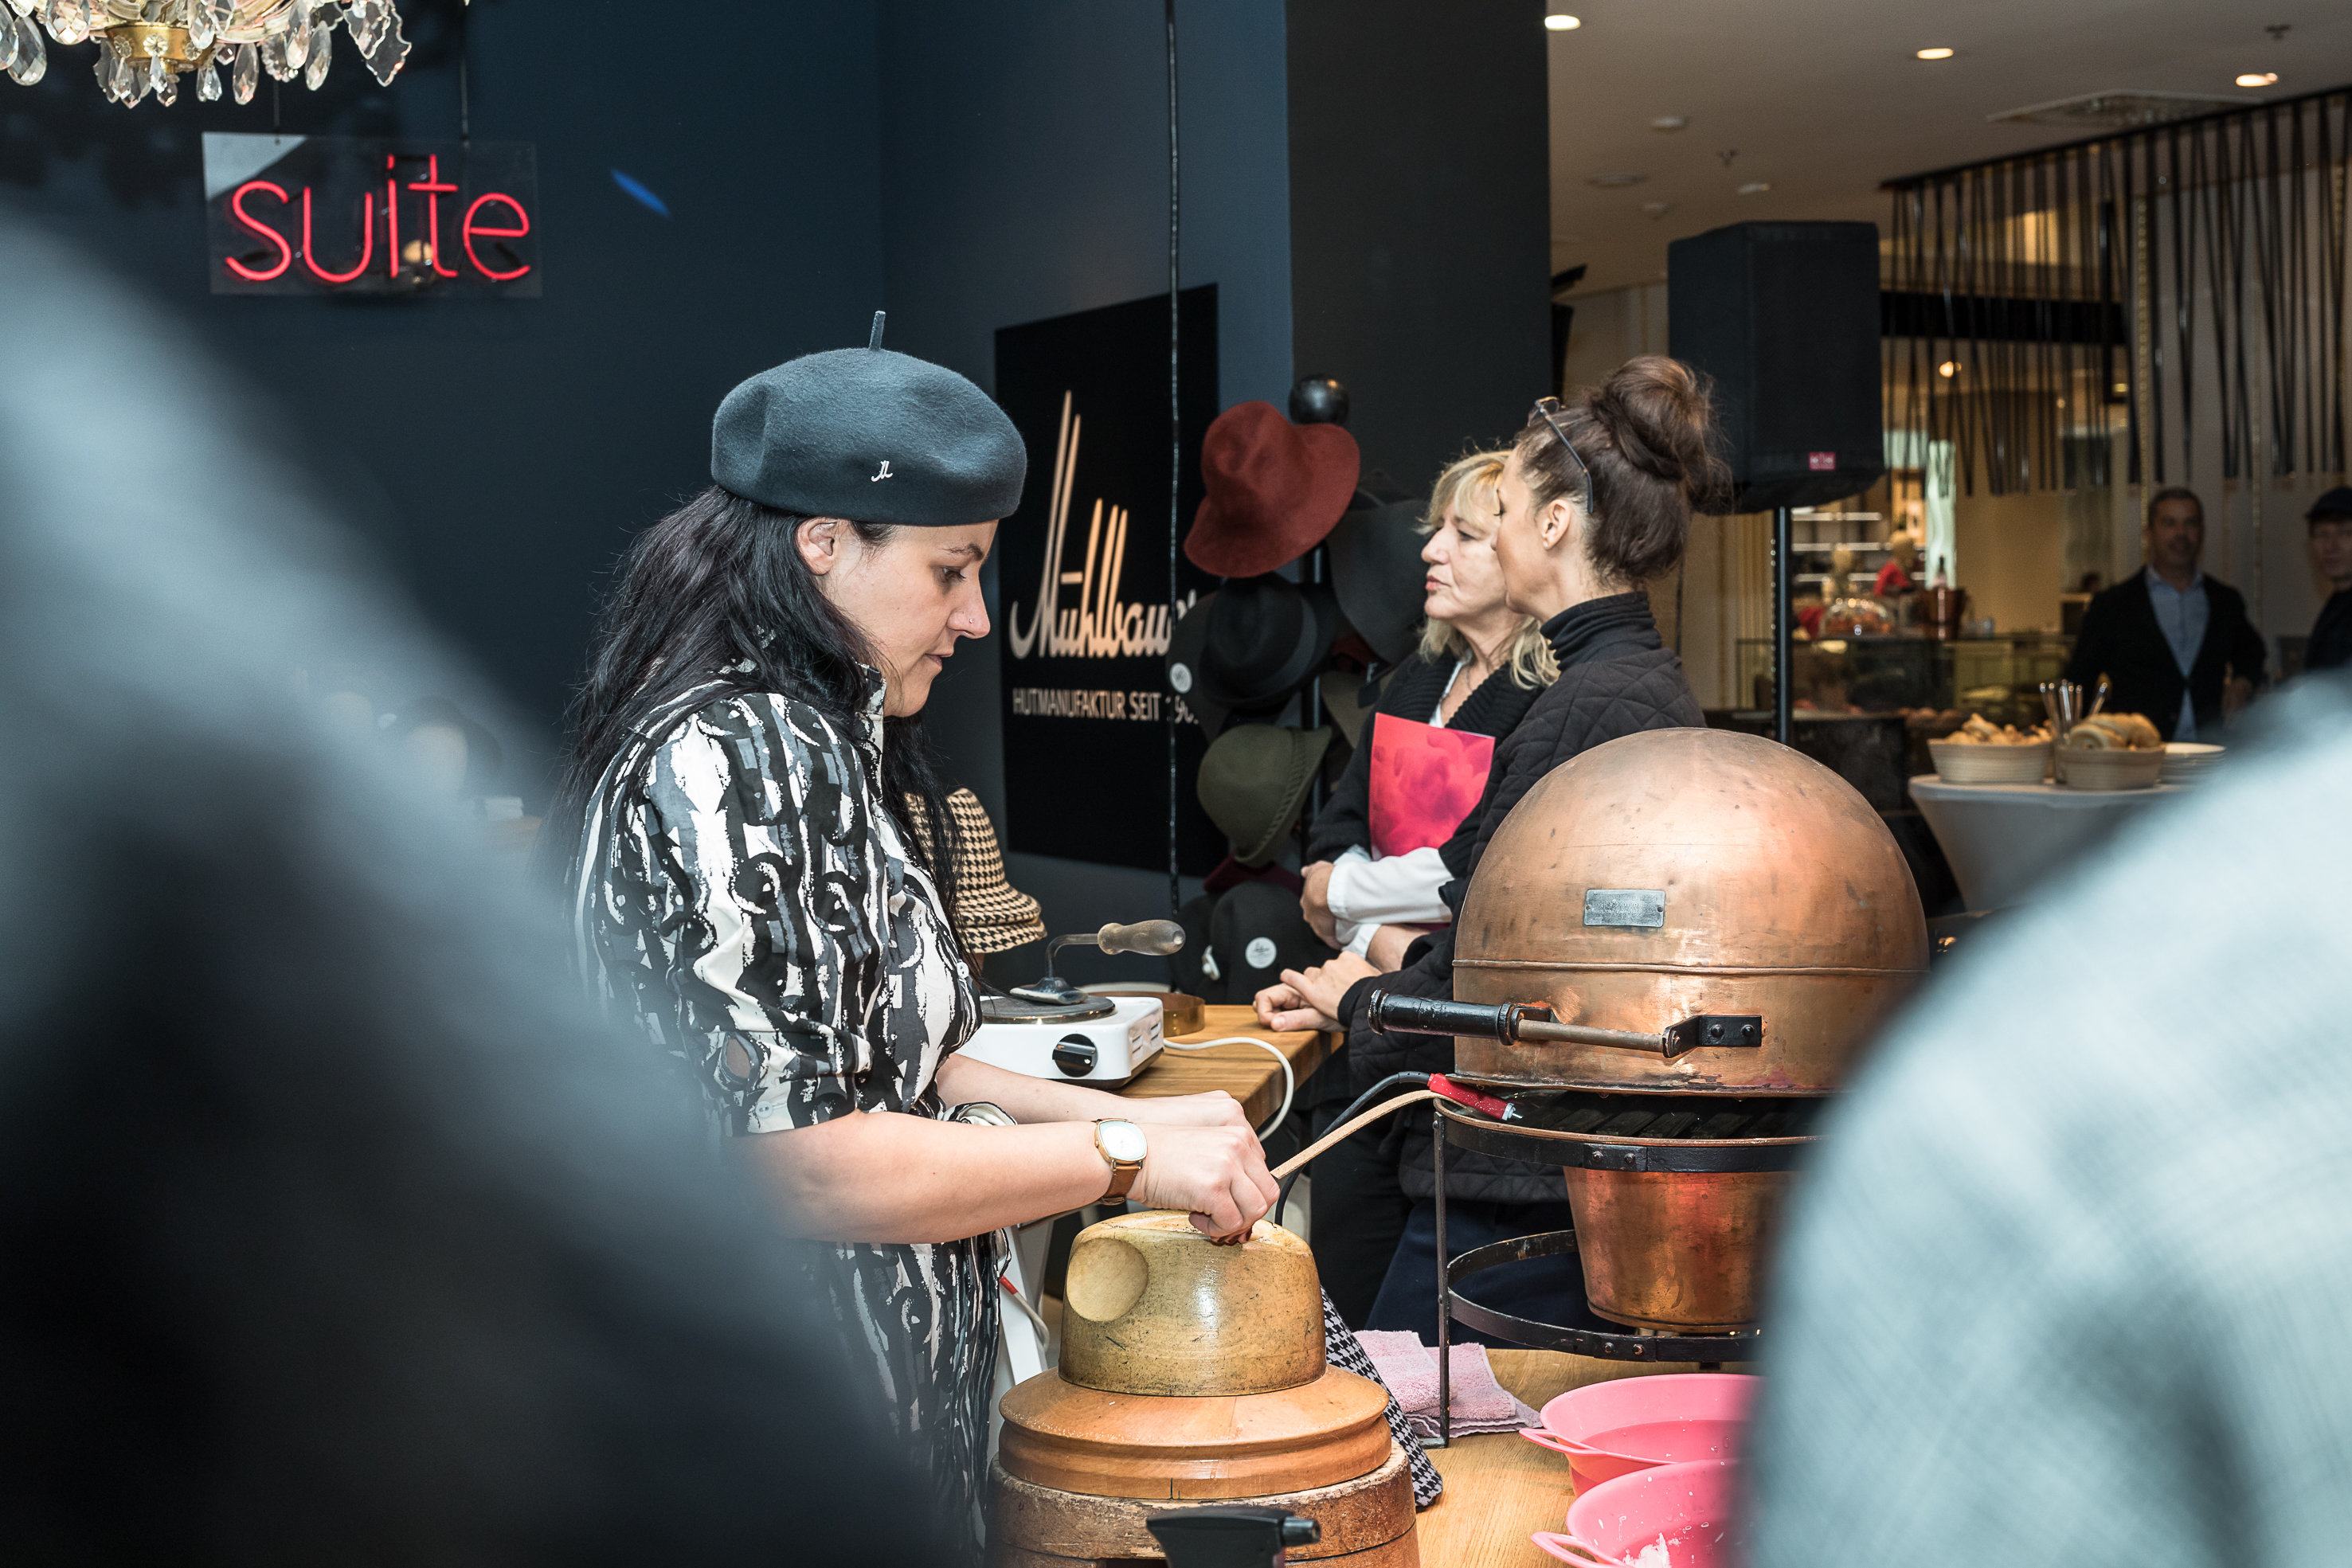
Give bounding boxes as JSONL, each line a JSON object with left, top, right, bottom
{"left": 1366, "top": 712, "right": 1495, "bottom": 859}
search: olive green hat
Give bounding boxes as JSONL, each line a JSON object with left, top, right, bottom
{"left": 1196, "top": 724, "right": 1334, "bottom": 869}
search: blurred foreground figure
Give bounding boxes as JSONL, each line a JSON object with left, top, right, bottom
{"left": 1749, "top": 677, "right": 2352, "bottom": 1566}
{"left": 0, "top": 211, "right": 945, "bottom": 1562}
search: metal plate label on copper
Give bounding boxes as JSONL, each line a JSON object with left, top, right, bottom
{"left": 1583, "top": 888, "right": 1666, "bottom": 929}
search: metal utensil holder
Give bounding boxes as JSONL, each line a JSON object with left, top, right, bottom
{"left": 2039, "top": 680, "right": 2083, "bottom": 784}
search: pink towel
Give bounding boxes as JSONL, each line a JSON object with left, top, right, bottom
{"left": 1356, "top": 1331, "right": 1540, "bottom": 1438}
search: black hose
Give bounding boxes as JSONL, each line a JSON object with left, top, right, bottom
{"left": 1274, "top": 1071, "right": 1429, "bottom": 1229}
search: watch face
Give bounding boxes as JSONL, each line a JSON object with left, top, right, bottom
{"left": 1099, "top": 1120, "right": 1148, "bottom": 1164}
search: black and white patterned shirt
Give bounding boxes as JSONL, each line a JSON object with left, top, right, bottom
{"left": 570, "top": 677, "right": 996, "bottom": 1546}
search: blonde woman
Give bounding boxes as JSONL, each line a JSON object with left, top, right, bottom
{"left": 1297, "top": 452, "right": 1557, "bottom": 972}
{"left": 1278, "top": 450, "right": 1553, "bottom": 1322}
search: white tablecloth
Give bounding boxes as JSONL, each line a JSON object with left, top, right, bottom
{"left": 1909, "top": 774, "right": 2189, "bottom": 912}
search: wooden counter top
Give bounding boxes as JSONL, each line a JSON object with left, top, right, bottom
{"left": 1115, "top": 1003, "right": 1334, "bottom": 1128}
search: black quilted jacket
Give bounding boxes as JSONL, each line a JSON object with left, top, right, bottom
{"left": 1340, "top": 592, "right": 1704, "bottom": 1203}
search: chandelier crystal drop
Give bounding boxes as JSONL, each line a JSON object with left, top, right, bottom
{"left": 4, "top": 0, "right": 408, "bottom": 104}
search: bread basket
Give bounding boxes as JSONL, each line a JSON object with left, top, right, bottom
{"left": 1929, "top": 739, "right": 2051, "bottom": 785}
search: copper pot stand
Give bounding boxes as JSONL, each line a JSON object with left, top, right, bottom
{"left": 1427, "top": 1094, "right": 1820, "bottom": 1445}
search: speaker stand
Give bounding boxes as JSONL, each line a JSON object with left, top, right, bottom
{"left": 1773, "top": 504, "right": 1794, "bottom": 745}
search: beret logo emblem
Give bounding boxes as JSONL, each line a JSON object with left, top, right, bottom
{"left": 1245, "top": 937, "right": 1278, "bottom": 969}
{"left": 1169, "top": 663, "right": 1193, "bottom": 694}
{"left": 871, "top": 460, "right": 894, "bottom": 482}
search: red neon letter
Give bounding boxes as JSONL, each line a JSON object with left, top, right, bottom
{"left": 225, "top": 180, "right": 292, "bottom": 281}
{"left": 405, "top": 154, "right": 460, "bottom": 278}
{"left": 461, "top": 192, "right": 532, "bottom": 281}
{"left": 300, "top": 186, "right": 375, "bottom": 284}
{"left": 385, "top": 155, "right": 400, "bottom": 280}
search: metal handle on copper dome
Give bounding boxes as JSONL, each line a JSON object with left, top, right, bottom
{"left": 1363, "top": 992, "right": 1760, "bottom": 1061}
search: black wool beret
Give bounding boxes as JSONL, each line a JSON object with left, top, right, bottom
{"left": 710, "top": 317, "right": 1026, "bottom": 527}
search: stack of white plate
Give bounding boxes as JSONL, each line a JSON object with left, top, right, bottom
{"left": 2161, "top": 741, "right": 2225, "bottom": 785}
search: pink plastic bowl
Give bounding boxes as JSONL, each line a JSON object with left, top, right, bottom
{"left": 1532, "top": 1459, "right": 1743, "bottom": 1568}
{"left": 1518, "top": 1373, "right": 1756, "bottom": 1494}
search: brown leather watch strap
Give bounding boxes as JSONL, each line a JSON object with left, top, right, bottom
{"left": 1101, "top": 1159, "right": 1141, "bottom": 1202}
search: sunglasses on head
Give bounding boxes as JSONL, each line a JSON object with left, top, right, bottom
{"left": 1530, "top": 396, "right": 1595, "bottom": 515}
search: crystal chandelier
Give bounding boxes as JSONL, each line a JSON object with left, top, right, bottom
{"left": 0, "top": 0, "right": 409, "bottom": 108}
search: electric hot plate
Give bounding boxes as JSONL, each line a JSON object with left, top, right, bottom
{"left": 980, "top": 992, "right": 1117, "bottom": 1024}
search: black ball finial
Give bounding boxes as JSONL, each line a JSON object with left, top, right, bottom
{"left": 1289, "top": 373, "right": 1349, "bottom": 426}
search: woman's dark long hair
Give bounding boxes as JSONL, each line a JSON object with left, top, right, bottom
{"left": 548, "top": 486, "right": 959, "bottom": 925}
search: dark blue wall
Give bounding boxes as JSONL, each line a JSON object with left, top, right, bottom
{"left": 0, "top": 0, "right": 888, "bottom": 793}
{"left": 1288, "top": 0, "right": 1553, "bottom": 498}
{"left": 878, "top": 0, "right": 1292, "bottom": 970}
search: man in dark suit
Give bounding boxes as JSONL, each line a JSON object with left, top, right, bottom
{"left": 2064, "top": 487, "right": 2265, "bottom": 741}
{"left": 2305, "top": 487, "right": 2352, "bottom": 675}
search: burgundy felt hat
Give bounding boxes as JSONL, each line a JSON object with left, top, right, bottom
{"left": 1185, "top": 401, "right": 1361, "bottom": 577}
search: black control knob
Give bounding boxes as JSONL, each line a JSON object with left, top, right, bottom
{"left": 1052, "top": 1034, "right": 1098, "bottom": 1077}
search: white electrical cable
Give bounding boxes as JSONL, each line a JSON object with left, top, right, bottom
{"left": 997, "top": 1273, "right": 1051, "bottom": 1338}
{"left": 1153, "top": 1034, "right": 1295, "bottom": 1140}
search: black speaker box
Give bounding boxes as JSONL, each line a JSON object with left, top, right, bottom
{"left": 1667, "top": 221, "right": 1884, "bottom": 514}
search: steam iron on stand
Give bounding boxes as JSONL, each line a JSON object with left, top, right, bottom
{"left": 962, "top": 921, "right": 1187, "bottom": 1085}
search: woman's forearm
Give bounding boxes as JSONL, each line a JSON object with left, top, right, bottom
{"left": 933, "top": 1053, "right": 1135, "bottom": 1124}
{"left": 741, "top": 1111, "right": 1113, "bottom": 1243}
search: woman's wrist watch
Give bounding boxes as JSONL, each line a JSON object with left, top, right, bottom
{"left": 1093, "top": 1118, "right": 1147, "bottom": 1201}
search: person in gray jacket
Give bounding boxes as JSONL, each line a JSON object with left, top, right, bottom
{"left": 1746, "top": 674, "right": 2352, "bottom": 1568}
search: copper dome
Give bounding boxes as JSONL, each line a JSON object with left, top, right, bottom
{"left": 1453, "top": 727, "right": 1927, "bottom": 1093}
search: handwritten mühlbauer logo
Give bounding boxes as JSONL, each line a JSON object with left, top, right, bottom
{"left": 1007, "top": 392, "right": 1195, "bottom": 660}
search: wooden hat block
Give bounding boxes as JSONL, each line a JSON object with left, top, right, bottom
{"left": 990, "top": 1213, "right": 1419, "bottom": 1567}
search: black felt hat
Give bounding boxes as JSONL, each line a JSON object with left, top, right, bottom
{"left": 1199, "top": 575, "right": 1340, "bottom": 712}
{"left": 711, "top": 312, "right": 1026, "bottom": 526}
{"left": 1327, "top": 499, "right": 1430, "bottom": 667}
{"left": 1209, "top": 879, "right": 1337, "bottom": 1001}
{"left": 1170, "top": 890, "right": 1223, "bottom": 1002}
{"left": 1168, "top": 578, "right": 1337, "bottom": 740}
{"left": 2309, "top": 487, "right": 2352, "bottom": 522}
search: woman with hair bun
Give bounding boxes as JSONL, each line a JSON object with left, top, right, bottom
{"left": 1255, "top": 354, "right": 1727, "bottom": 1335}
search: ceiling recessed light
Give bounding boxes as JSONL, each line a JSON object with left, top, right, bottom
{"left": 1544, "top": 14, "right": 1581, "bottom": 30}
{"left": 2237, "top": 72, "right": 2280, "bottom": 87}
{"left": 1939, "top": 362, "right": 1961, "bottom": 378}
{"left": 1587, "top": 172, "right": 1648, "bottom": 188}
{"left": 1737, "top": 181, "right": 1772, "bottom": 196}
{"left": 1916, "top": 46, "right": 1955, "bottom": 61}
{"left": 1651, "top": 115, "right": 1689, "bottom": 131}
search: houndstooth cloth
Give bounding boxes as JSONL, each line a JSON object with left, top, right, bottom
{"left": 1324, "top": 1290, "right": 1443, "bottom": 1507}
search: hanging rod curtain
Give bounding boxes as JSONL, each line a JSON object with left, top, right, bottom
{"left": 1880, "top": 84, "right": 2350, "bottom": 498}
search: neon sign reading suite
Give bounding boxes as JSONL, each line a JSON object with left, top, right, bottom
{"left": 203, "top": 133, "right": 539, "bottom": 298}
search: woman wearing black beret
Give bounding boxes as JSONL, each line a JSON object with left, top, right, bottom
{"left": 551, "top": 319, "right": 1274, "bottom": 1554}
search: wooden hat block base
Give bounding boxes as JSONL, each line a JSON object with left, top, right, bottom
{"left": 990, "top": 1214, "right": 1419, "bottom": 1568}
{"left": 989, "top": 1444, "right": 1418, "bottom": 1567}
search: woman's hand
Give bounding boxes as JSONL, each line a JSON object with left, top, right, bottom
{"left": 1300, "top": 860, "right": 1340, "bottom": 946}
{"left": 1286, "top": 952, "right": 1379, "bottom": 1023}
{"left": 1123, "top": 1089, "right": 1254, "bottom": 1133}
{"left": 1130, "top": 1122, "right": 1278, "bottom": 1238}
{"left": 1253, "top": 979, "right": 1333, "bottom": 1034}
{"left": 1254, "top": 951, "right": 1380, "bottom": 1033}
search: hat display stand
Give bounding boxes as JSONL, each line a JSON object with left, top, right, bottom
{"left": 1172, "top": 376, "right": 1380, "bottom": 983}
